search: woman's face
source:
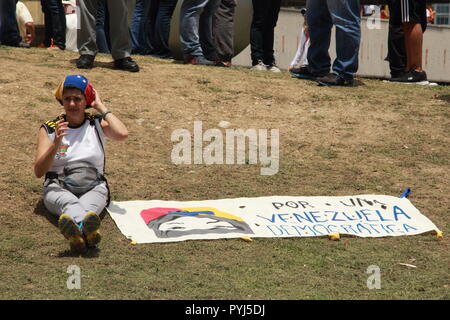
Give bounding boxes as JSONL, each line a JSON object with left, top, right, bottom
{"left": 62, "top": 88, "right": 86, "bottom": 115}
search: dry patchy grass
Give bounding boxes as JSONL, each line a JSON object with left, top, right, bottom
{"left": 0, "top": 46, "right": 449, "bottom": 300}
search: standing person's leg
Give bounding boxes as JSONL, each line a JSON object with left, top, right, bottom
{"left": 142, "top": 0, "right": 160, "bottom": 55}
{"left": 250, "top": 0, "right": 270, "bottom": 68}
{"left": 212, "top": 0, "right": 236, "bottom": 65}
{"left": 327, "top": 0, "right": 361, "bottom": 81}
{"left": 179, "top": 0, "right": 211, "bottom": 62}
{"left": 402, "top": 0, "right": 426, "bottom": 72}
{"left": 403, "top": 22, "right": 423, "bottom": 70}
{"left": 0, "top": 0, "right": 23, "bottom": 46}
{"left": 96, "top": 0, "right": 111, "bottom": 54}
{"left": 107, "top": 0, "right": 139, "bottom": 71}
{"left": 106, "top": 0, "right": 131, "bottom": 60}
{"left": 48, "top": 0, "right": 66, "bottom": 50}
{"left": 306, "top": 0, "right": 332, "bottom": 76}
{"left": 262, "top": 0, "right": 281, "bottom": 68}
{"left": 199, "top": 0, "right": 221, "bottom": 61}
{"left": 387, "top": 23, "right": 406, "bottom": 78}
{"left": 387, "top": 0, "right": 406, "bottom": 77}
{"left": 104, "top": 3, "right": 111, "bottom": 51}
{"left": 153, "top": 0, "right": 179, "bottom": 58}
{"left": 130, "top": 0, "right": 145, "bottom": 53}
{"left": 391, "top": 0, "right": 427, "bottom": 82}
{"left": 77, "top": 0, "right": 99, "bottom": 68}
{"left": 57, "top": 0, "right": 67, "bottom": 48}
{"left": 40, "top": 0, "right": 53, "bottom": 47}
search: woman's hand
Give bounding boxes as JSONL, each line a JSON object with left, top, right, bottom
{"left": 91, "top": 89, "right": 107, "bottom": 114}
{"left": 55, "top": 120, "right": 69, "bottom": 144}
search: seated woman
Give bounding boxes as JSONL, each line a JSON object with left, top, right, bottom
{"left": 34, "top": 75, "right": 128, "bottom": 253}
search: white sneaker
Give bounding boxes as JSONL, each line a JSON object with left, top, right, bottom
{"left": 251, "top": 60, "right": 267, "bottom": 71}
{"left": 268, "top": 64, "right": 282, "bottom": 73}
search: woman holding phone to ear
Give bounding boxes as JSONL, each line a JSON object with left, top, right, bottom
{"left": 34, "top": 74, "right": 128, "bottom": 254}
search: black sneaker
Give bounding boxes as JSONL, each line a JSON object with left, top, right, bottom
{"left": 76, "top": 54, "right": 95, "bottom": 69}
{"left": 391, "top": 69, "right": 427, "bottom": 83}
{"left": 291, "top": 66, "right": 327, "bottom": 80}
{"left": 316, "top": 73, "right": 354, "bottom": 86}
{"left": 114, "top": 57, "right": 140, "bottom": 72}
{"left": 289, "top": 65, "right": 305, "bottom": 74}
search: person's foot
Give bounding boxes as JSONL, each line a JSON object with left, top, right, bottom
{"left": 184, "top": 55, "right": 214, "bottom": 66}
{"left": 289, "top": 65, "right": 304, "bottom": 74}
{"left": 316, "top": 73, "right": 354, "bottom": 86}
{"left": 267, "top": 64, "right": 282, "bottom": 73}
{"left": 82, "top": 211, "right": 101, "bottom": 248}
{"left": 114, "top": 57, "right": 140, "bottom": 72}
{"left": 292, "top": 67, "right": 327, "bottom": 80}
{"left": 76, "top": 54, "right": 95, "bottom": 69}
{"left": 391, "top": 69, "right": 427, "bottom": 83}
{"left": 251, "top": 60, "right": 267, "bottom": 71}
{"left": 58, "top": 214, "right": 87, "bottom": 253}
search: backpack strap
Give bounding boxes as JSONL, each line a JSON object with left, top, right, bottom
{"left": 90, "top": 114, "right": 111, "bottom": 207}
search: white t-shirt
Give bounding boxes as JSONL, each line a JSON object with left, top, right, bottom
{"left": 64, "top": 1, "right": 78, "bottom": 52}
{"left": 43, "top": 116, "right": 106, "bottom": 175}
{"left": 16, "top": 1, "right": 33, "bottom": 40}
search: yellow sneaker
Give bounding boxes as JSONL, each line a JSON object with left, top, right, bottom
{"left": 82, "top": 211, "right": 101, "bottom": 248}
{"left": 58, "top": 214, "right": 86, "bottom": 253}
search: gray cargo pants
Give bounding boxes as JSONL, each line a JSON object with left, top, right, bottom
{"left": 213, "top": 0, "right": 236, "bottom": 62}
{"left": 77, "top": 0, "right": 132, "bottom": 60}
{"left": 43, "top": 180, "right": 108, "bottom": 224}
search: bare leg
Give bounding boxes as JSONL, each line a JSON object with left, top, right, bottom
{"left": 402, "top": 22, "right": 423, "bottom": 72}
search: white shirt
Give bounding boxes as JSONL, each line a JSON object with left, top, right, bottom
{"left": 46, "top": 118, "right": 106, "bottom": 175}
{"left": 16, "top": 1, "right": 33, "bottom": 40}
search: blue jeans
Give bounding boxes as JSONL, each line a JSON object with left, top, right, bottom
{"left": 179, "top": 0, "right": 221, "bottom": 59}
{"left": 153, "top": 0, "right": 178, "bottom": 58}
{"left": 0, "top": 0, "right": 22, "bottom": 45}
{"left": 96, "top": 0, "right": 111, "bottom": 53}
{"left": 131, "top": 0, "right": 158, "bottom": 54}
{"left": 306, "top": 0, "right": 361, "bottom": 80}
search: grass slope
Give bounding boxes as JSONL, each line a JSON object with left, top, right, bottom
{"left": 0, "top": 46, "right": 449, "bottom": 300}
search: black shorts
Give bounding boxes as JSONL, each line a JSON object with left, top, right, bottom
{"left": 389, "top": 0, "right": 427, "bottom": 28}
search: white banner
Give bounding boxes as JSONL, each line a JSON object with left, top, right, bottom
{"left": 106, "top": 195, "right": 440, "bottom": 243}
